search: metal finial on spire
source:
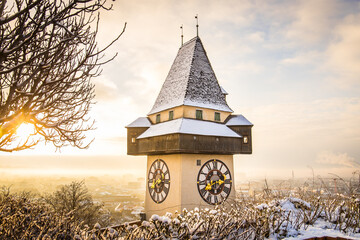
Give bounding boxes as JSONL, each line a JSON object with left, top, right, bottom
{"left": 195, "top": 14, "right": 199, "bottom": 36}
{"left": 180, "top": 25, "right": 183, "bottom": 46}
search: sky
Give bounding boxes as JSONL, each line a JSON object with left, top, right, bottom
{"left": 1, "top": 0, "right": 360, "bottom": 180}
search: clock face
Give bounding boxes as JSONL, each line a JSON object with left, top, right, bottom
{"left": 197, "top": 159, "right": 232, "bottom": 205}
{"left": 148, "top": 159, "right": 170, "bottom": 204}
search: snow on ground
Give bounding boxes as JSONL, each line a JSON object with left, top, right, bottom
{"left": 283, "top": 219, "right": 360, "bottom": 240}
{"left": 255, "top": 197, "right": 360, "bottom": 239}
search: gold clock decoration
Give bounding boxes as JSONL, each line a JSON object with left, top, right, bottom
{"left": 148, "top": 159, "right": 170, "bottom": 204}
{"left": 197, "top": 159, "right": 232, "bottom": 205}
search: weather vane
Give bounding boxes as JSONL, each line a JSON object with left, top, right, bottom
{"left": 195, "top": 14, "right": 199, "bottom": 36}
{"left": 180, "top": 24, "right": 183, "bottom": 46}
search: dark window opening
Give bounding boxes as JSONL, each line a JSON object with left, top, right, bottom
{"left": 196, "top": 110, "right": 203, "bottom": 120}
{"left": 156, "top": 114, "right": 160, "bottom": 123}
{"left": 169, "top": 110, "right": 174, "bottom": 120}
{"left": 214, "top": 112, "right": 220, "bottom": 121}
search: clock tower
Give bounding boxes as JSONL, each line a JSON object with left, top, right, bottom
{"left": 126, "top": 36, "right": 253, "bottom": 219}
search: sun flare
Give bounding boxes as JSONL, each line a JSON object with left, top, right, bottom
{"left": 16, "top": 123, "right": 35, "bottom": 139}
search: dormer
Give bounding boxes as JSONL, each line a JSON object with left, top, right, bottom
{"left": 220, "top": 86, "right": 228, "bottom": 100}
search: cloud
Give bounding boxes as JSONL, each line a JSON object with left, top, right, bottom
{"left": 281, "top": 51, "right": 322, "bottom": 65}
{"left": 199, "top": 0, "right": 254, "bottom": 26}
{"left": 254, "top": 97, "right": 360, "bottom": 139}
{"left": 285, "top": 0, "right": 339, "bottom": 46}
{"left": 103, "top": 136, "right": 127, "bottom": 142}
{"left": 238, "top": 97, "right": 360, "bottom": 174}
{"left": 93, "top": 77, "right": 119, "bottom": 101}
{"left": 244, "top": 32, "right": 265, "bottom": 43}
{"left": 316, "top": 151, "right": 360, "bottom": 168}
{"left": 232, "top": 61, "right": 263, "bottom": 74}
{"left": 265, "top": 1, "right": 360, "bottom": 89}
{"left": 325, "top": 13, "right": 360, "bottom": 88}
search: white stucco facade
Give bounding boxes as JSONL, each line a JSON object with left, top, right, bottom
{"left": 145, "top": 154, "right": 236, "bottom": 219}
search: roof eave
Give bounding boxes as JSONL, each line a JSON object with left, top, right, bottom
{"left": 148, "top": 104, "right": 233, "bottom": 116}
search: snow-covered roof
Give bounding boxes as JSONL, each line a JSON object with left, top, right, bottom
{"left": 137, "top": 118, "right": 241, "bottom": 139}
{"left": 225, "top": 114, "right": 253, "bottom": 126}
{"left": 220, "top": 86, "right": 228, "bottom": 95}
{"left": 126, "top": 117, "right": 151, "bottom": 128}
{"left": 148, "top": 37, "right": 233, "bottom": 115}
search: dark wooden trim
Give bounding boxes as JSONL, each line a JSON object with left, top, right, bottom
{"left": 127, "top": 132, "right": 251, "bottom": 156}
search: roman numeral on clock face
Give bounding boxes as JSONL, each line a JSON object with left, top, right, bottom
{"left": 223, "top": 186, "right": 230, "bottom": 195}
{"left": 163, "top": 185, "right": 169, "bottom": 195}
{"left": 198, "top": 180, "right": 206, "bottom": 185}
{"left": 200, "top": 187, "right": 207, "bottom": 196}
{"left": 212, "top": 160, "right": 218, "bottom": 169}
{"left": 206, "top": 194, "right": 212, "bottom": 203}
{"left": 197, "top": 159, "right": 232, "bottom": 205}
{"left": 148, "top": 159, "right": 170, "bottom": 204}
{"left": 206, "top": 163, "right": 211, "bottom": 171}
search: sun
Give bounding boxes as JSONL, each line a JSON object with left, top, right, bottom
{"left": 16, "top": 123, "right": 36, "bottom": 139}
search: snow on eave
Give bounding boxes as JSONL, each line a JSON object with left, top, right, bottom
{"left": 137, "top": 118, "right": 241, "bottom": 139}
{"left": 148, "top": 102, "right": 233, "bottom": 116}
{"left": 220, "top": 86, "right": 228, "bottom": 95}
{"left": 183, "top": 100, "right": 233, "bottom": 113}
{"left": 126, "top": 117, "right": 151, "bottom": 128}
{"left": 147, "top": 103, "right": 183, "bottom": 116}
{"left": 225, "top": 114, "right": 253, "bottom": 126}
{"left": 180, "top": 118, "right": 240, "bottom": 137}
{"left": 137, "top": 118, "right": 182, "bottom": 138}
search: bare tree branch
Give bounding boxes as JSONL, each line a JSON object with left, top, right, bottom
{"left": 0, "top": 0, "right": 126, "bottom": 152}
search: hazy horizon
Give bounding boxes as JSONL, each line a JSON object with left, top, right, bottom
{"left": 0, "top": 155, "right": 356, "bottom": 181}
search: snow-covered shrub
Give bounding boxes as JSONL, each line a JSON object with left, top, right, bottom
{"left": 0, "top": 188, "right": 83, "bottom": 239}
{"left": 2, "top": 185, "right": 360, "bottom": 239}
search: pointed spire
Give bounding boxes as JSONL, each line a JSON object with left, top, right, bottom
{"left": 180, "top": 25, "right": 184, "bottom": 47}
{"left": 148, "top": 37, "right": 233, "bottom": 115}
{"left": 195, "top": 14, "right": 199, "bottom": 36}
